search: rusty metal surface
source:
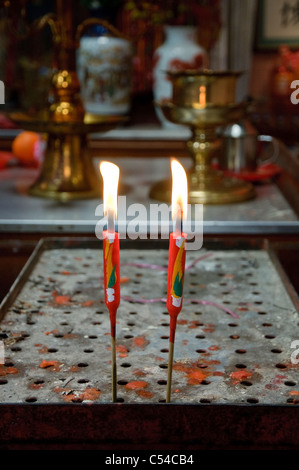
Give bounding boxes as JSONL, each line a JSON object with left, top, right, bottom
{"left": 0, "top": 237, "right": 298, "bottom": 408}
{"left": 0, "top": 237, "right": 299, "bottom": 449}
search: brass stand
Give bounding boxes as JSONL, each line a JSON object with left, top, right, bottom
{"left": 11, "top": 111, "right": 125, "bottom": 201}
{"left": 150, "top": 71, "right": 255, "bottom": 205}
{"left": 9, "top": 0, "right": 126, "bottom": 201}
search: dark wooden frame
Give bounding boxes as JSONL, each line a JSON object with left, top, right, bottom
{"left": 256, "top": 0, "right": 299, "bottom": 50}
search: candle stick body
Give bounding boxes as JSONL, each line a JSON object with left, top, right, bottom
{"left": 167, "top": 232, "right": 187, "bottom": 342}
{"left": 103, "top": 230, "right": 120, "bottom": 338}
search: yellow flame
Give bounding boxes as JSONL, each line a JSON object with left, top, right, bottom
{"left": 199, "top": 85, "right": 206, "bottom": 107}
{"left": 171, "top": 159, "right": 188, "bottom": 221}
{"left": 100, "top": 161, "right": 120, "bottom": 217}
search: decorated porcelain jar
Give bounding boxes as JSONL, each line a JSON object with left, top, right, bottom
{"left": 77, "top": 35, "right": 133, "bottom": 115}
{"left": 153, "top": 25, "right": 208, "bottom": 126}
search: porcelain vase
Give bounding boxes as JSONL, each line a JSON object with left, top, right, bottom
{"left": 153, "top": 25, "right": 208, "bottom": 127}
{"left": 77, "top": 35, "right": 133, "bottom": 116}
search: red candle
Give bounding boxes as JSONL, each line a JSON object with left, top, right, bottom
{"left": 100, "top": 161, "right": 120, "bottom": 402}
{"left": 166, "top": 159, "right": 188, "bottom": 402}
{"left": 167, "top": 231, "right": 187, "bottom": 343}
{"left": 103, "top": 230, "right": 120, "bottom": 338}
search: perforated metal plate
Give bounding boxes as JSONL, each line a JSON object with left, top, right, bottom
{"left": 0, "top": 238, "right": 298, "bottom": 407}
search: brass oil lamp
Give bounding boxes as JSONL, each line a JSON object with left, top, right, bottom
{"left": 150, "top": 70, "right": 255, "bottom": 204}
{"left": 9, "top": 0, "right": 126, "bottom": 201}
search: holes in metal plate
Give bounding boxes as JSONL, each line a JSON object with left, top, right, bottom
{"left": 2, "top": 247, "right": 299, "bottom": 407}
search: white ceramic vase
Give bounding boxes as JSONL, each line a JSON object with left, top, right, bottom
{"left": 153, "top": 25, "right": 208, "bottom": 127}
{"left": 77, "top": 35, "right": 133, "bottom": 115}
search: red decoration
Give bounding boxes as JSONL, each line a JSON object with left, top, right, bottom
{"left": 169, "top": 54, "right": 204, "bottom": 72}
{"left": 167, "top": 232, "right": 187, "bottom": 343}
{"left": 103, "top": 230, "right": 120, "bottom": 338}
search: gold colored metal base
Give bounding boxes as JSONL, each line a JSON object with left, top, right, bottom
{"left": 10, "top": 111, "right": 127, "bottom": 201}
{"left": 9, "top": 111, "right": 126, "bottom": 135}
{"left": 7, "top": 1, "right": 130, "bottom": 202}
{"left": 188, "top": 174, "right": 255, "bottom": 204}
{"left": 156, "top": 100, "right": 246, "bottom": 129}
{"left": 150, "top": 97, "right": 255, "bottom": 205}
{"left": 29, "top": 133, "right": 100, "bottom": 201}
{"left": 150, "top": 171, "right": 255, "bottom": 205}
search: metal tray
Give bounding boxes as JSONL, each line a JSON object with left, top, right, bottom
{"left": 0, "top": 237, "right": 299, "bottom": 450}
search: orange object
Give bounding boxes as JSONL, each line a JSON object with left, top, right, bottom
{"left": 39, "top": 360, "right": 61, "bottom": 370}
{"left": 125, "top": 381, "right": 148, "bottom": 390}
{"left": 12, "top": 131, "right": 43, "bottom": 167}
{"left": 53, "top": 295, "right": 71, "bottom": 305}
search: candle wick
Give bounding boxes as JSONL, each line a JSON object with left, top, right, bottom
{"left": 173, "top": 207, "right": 182, "bottom": 238}
{"left": 107, "top": 207, "right": 115, "bottom": 234}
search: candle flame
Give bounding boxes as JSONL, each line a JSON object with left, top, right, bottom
{"left": 171, "top": 159, "right": 188, "bottom": 221}
{"left": 100, "top": 161, "right": 120, "bottom": 217}
{"left": 199, "top": 85, "right": 206, "bottom": 107}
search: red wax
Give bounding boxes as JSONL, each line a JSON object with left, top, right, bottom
{"left": 103, "top": 230, "right": 120, "bottom": 337}
{"left": 167, "top": 232, "right": 187, "bottom": 342}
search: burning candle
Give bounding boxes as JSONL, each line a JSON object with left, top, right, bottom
{"left": 166, "top": 159, "right": 188, "bottom": 403}
{"left": 100, "top": 161, "right": 120, "bottom": 402}
{"left": 199, "top": 85, "right": 206, "bottom": 107}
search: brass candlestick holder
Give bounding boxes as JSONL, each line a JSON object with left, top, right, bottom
{"left": 8, "top": 0, "right": 127, "bottom": 201}
{"left": 150, "top": 70, "right": 255, "bottom": 204}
